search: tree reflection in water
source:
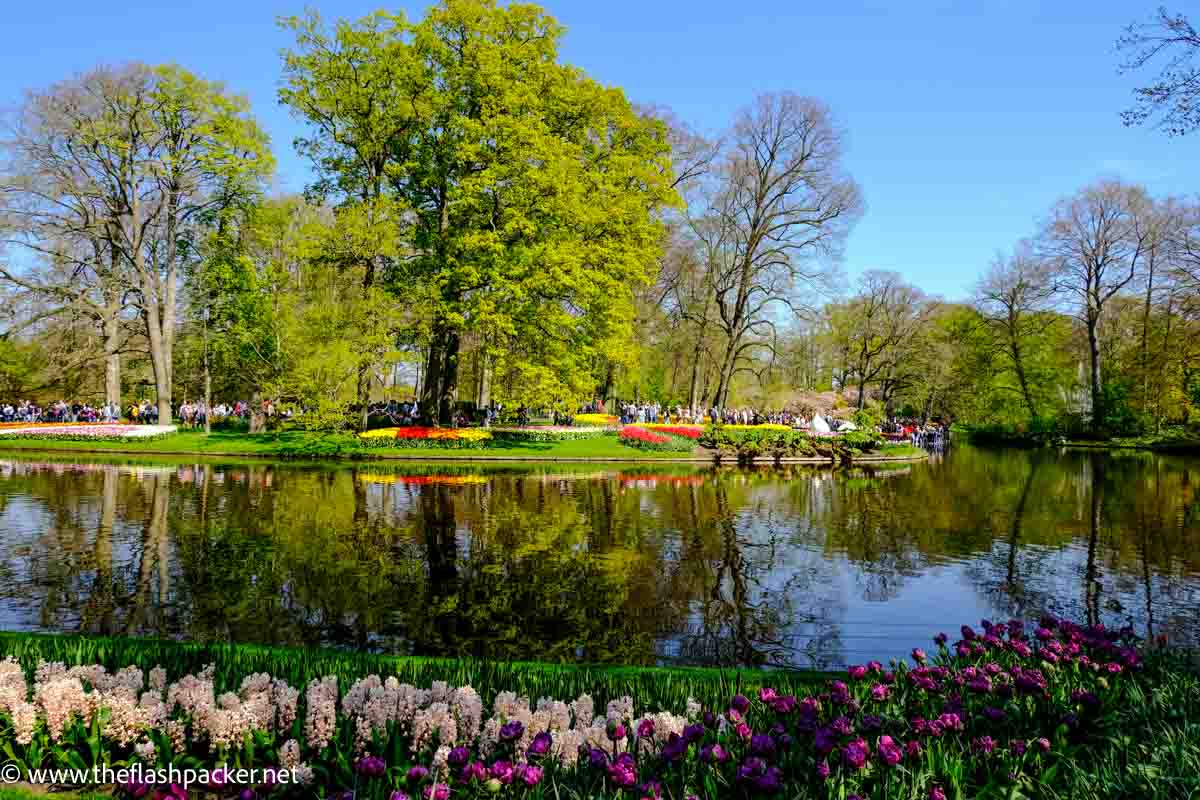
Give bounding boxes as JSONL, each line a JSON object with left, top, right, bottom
{"left": 0, "top": 447, "right": 1197, "bottom": 667}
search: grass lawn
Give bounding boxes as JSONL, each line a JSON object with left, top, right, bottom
{"left": 0, "top": 429, "right": 704, "bottom": 460}
{"left": 875, "top": 442, "right": 925, "bottom": 458}
{"left": 0, "top": 789, "right": 107, "bottom": 800}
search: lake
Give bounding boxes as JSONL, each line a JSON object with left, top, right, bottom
{"left": 0, "top": 446, "right": 1196, "bottom": 669}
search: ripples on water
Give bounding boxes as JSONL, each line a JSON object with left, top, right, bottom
{"left": 0, "top": 447, "right": 1196, "bottom": 669}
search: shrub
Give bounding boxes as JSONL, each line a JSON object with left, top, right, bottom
{"left": 700, "top": 426, "right": 882, "bottom": 462}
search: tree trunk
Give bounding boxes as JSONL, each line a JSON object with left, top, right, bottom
{"left": 600, "top": 360, "right": 616, "bottom": 407}
{"left": 249, "top": 390, "right": 266, "bottom": 434}
{"left": 356, "top": 365, "right": 372, "bottom": 432}
{"left": 438, "top": 331, "right": 460, "bottom": 426}
{"left": 1086, "top": 314, "right": 1103, "bottom": 434}
{"left": 1009, "top": 336, "right": 1037, "bottom": 420}
{"left": 103, "top": 309, "right": 121, "bottom": 409}
{"left": 687, "top": 332, "right": 705, "bottom": 409}
{"left": 421, "top": 332, "right": 445, "bottom": 424}
{"left": 714, "top": 337, "right": 738, "bottom": 408}
{"left": 144, "top": 303, "right": 173, "bottom": 425}
{"left": 1139, "top": 256, "right": 1155, "bottom": 418}
{"left": 476, "top": 350, "right": 491, "bottom": 409}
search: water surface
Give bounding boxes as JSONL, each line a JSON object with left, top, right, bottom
{"left": 0, "top": 446, "right": 1196, "bottom": 668}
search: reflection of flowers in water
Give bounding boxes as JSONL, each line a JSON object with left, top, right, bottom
{"left": 357, "top": 473, "right": 488, "bottom": 485}
{"left": 0, "top": 460, "right": 172, "bottom": 480}
{"left": 619, "top": 474, "right": 707, "bottom": 488}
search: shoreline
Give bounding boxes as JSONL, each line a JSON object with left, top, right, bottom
{"left": 0, "top": 429, "right": 930, "bottom": 465}
{"left": 0, "top": 440, "right": 930, "bottom": 465}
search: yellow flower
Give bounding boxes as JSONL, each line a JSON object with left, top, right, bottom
{"left": 575, "top": 414, "right": 617, "bottom": 427}
{"left": 359, "top": 428, "right": 400, "bottom": 439}
{"left": 724, "top": 424, "right": 792, "bottom": 431}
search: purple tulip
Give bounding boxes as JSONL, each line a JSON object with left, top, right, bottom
{"left": 447, "top": 746, "right": 469, "bottom": 768}
{"left": 606, "top": 759, "right": 637, "bottom": 788}
{"left": 754, "top": 766, "right": 783, "bottom": 793}
{"left": 661, "top": 733, "right": 688, "bottom": 762}
{"left": 499, "top": 720, "right": 524, "bottom": 742}
{"left": 637, "top": 719, "right": 656, "bottom": 738}
{"left": 843, "top": 737, "right": 870, "bottom": 771}
{"left": 355, "top": 756, "right": 387, "bottom": 779}
{"left": 877, "top": 735, "right": 903, "bottom": 767}
{"left": 407, "top": 766, "right": 430, "bottom": 783}
{"left": 972, "top": 736, "right": 997, "bottom": 755}
{"left": 736, "top": 757, "right": 767, "bottom": 782}
{"left": 730, "top": 694, "right": 751, "bottom": 714}
{"left": 749, "top": 734, "right": 775, "bottom": 757}
{"left": 518, "top": 765, "right": 542, "bottom": 787}
{"left": 422, "top": 785, "right": 449, "bottom": 800}
{"left": 489, "top": 761, "right": 513, "bottom": 785}
{"left": 527, "top": 731, "right": 552, "bottom": 758}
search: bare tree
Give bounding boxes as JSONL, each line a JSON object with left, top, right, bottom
{"left": 1118, "top": 7, "right": 1200, "bottom": 135}
{"left": 828, "top": 270, "right": 937, "bottom": 411}
{"left": 974, "top": 246, "right": 1056, "bottom": 419}
{"left": 2, "top": 65, "right": 270, "bottom": 423}
{"left": 0, "top": 90, "right": 128, "bottom": 407}
{"left": 1038, "top": 180, "right": 1153, "bottom": 432}
{"left": 698, "top": 93, "right": 862, "bottom": 407}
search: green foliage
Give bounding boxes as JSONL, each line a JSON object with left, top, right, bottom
{"left": 0, "top": 339, "right": 39, "bottom": 397}
{"left": 852, "top": 404, "right": 883, "bottom": 430}
{"left": 279, "top": 0, "right": 678, "bottom": 418}
{"left": 699, "top": 426, "right": 883, "bottom": 462}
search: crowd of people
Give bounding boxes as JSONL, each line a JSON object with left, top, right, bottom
{"left": 0, "top": 397, "right": 282, "bottom": 428}
{"left": 1, "top": 400, "right": 121, "bottom": 423}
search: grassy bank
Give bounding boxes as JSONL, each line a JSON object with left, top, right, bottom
{"left": 956, "top": 424, "right": 1200, "bottom": 453}
{"left": 0, "top": 429, "right": 929, "bottom": 463}
{"left": 0, "top": 631, "right": 826, "bottom": 713}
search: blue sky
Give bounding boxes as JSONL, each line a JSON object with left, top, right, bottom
{"left": 2, "top": 0, "right": 1196, "bottom": 301}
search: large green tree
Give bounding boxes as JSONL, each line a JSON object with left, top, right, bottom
{"left": 280, "top": 0, "right": 676, "bottom": 426}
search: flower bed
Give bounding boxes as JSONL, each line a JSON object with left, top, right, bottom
{"left": 573, "top": 414, "right": 618, "bottom": 428}
{"left": 642, "top": 425, "right": 704, "bottom": 439}
{"left": 617, "top": 426, "right": 695, "bottom": 452}
{"left": 0, "top": 618, "right": 1190, "bottom": 800}
{"left": 0, "top": 424, "right": 176, "bottom": 442}
{"left": 359, "top": 427, "right": 494, "bottom": 449}
{"left": 489, "top": 426, "right": 609, "bottom": 443}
